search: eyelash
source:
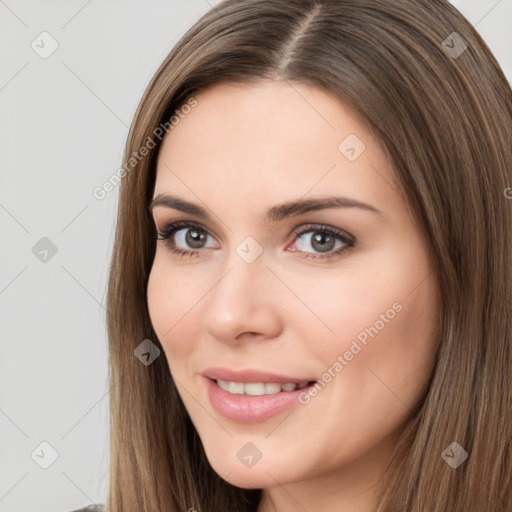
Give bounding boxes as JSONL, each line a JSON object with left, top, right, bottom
{"left": 154, "top": 221, "right": 355, "bottom": 260}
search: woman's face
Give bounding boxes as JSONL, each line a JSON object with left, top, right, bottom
{"left": 147, "top": 80, "right": 439, "bottom": 503}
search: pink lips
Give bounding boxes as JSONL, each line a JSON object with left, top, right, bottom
{"left": 203, "top": 367, "right": 317, "bottom": 423}
{"left": 203, "top": 367, "right": 317, "bottom": 384}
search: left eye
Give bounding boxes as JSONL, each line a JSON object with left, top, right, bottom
{"left": 289, "top": 225, "right": 354, "bottom": 258}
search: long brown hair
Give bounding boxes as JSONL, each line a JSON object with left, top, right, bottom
{"left": 105, "top": 1, "right": 512, "bottom": 510}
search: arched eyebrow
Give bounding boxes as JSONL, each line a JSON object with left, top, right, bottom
{"left": 265, "top": 196, "right": 384, "bottom": 222}
{"left": 149, "top": 193, "right": 385, "bottom": 222}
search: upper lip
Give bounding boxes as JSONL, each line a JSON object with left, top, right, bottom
{"left": 203, "top": 367, "right": 317, "bottom": 384}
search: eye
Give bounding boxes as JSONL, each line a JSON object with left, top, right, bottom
{"left": 288, "top": 224, "right": 354, "bottom": 260}
{"left": 155, "top": 221, "right": 218, "bottom": 257}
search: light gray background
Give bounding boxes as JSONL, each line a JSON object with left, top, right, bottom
{"left": 0, "top": 1, "right": 510, "bottom": 511}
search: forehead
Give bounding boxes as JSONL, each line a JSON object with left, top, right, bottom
{"left": 154, "top": 80, "right": 401, "bottom": 219}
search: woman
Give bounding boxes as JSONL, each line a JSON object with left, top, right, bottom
{"left": 81, "top": 0, "right": 512, "bottom": 510}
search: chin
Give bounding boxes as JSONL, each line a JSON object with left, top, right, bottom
{"left": 210, "top": 461, "right": 281, "bottom": 489}
{"left": 199, "top": 440, "right": 276, "bottom": 485}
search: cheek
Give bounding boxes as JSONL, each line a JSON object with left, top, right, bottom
{"left": 146, "top": 255, "right": 204, "bottom": 363}
{"left": 290, "top": 244, "right": 439, "bottom": 390}
{"left": 281, "top": 258, "right": 429, "bottom": 349}
{"left": 357, "top": 268, "right": 440, "bottom": 395}
{"left": 282, "top": 253, "right": 438, "bottom": 465}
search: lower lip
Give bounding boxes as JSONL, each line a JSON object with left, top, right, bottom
{"left": 205, "top": 377, "right": 314, "bottom": 423}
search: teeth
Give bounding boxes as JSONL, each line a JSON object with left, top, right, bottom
{"left": 217, "top": 379, "right": 230, "bottom": 392}
{"left": 264, "top": 383, "right": 281, "bottom": 394}
{"left": 216, "top": 379, "right": 310, "bottom": 396}
{"left": 245, "top": 383, "right": 265, "bottom": 396}
{"left": 228, "top": 381, "right": 245, "bottom": 394}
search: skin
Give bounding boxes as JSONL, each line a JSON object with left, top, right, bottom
{"left": 147, "top": 80, "right": 440, "bottom": 512}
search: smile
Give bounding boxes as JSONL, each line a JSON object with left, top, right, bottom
{"left": 216, "top": 379, "right": 310, "bottom": 395}
{"left": 205, "top": 377, "right": 318, "bottom": 423}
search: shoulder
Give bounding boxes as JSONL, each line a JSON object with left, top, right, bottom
{"left": 69, "top": 506, "right": 104, "bottom": 512}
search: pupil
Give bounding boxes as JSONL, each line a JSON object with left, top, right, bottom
{"left": 312, "top": 232, "right": 334, "bottom": 253}
{"left": 186, "top": 228, "right": 206, "bottom": 249}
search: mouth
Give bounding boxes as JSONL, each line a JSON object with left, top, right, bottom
{"left": 215, "top": 379, "right": 315, "bottom": 396}
{"left": 204, "top": 374, "right": 319, "bottom": 423}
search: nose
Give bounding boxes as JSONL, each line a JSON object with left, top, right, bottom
{"left": 201, "top": 251, "right": 283, "bottom": 345}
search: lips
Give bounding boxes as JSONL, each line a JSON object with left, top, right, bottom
{"left": 203, "top": 367, "right": 318, "bottom": 423}
{"left": 203, "top": 367, "right": 317, "bottom": 384}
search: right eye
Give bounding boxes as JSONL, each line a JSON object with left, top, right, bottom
{"left": 156, "top": 221, "right": 219, "bottom": 257}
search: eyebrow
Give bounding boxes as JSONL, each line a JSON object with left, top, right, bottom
{"left": 149, "top": 193, "right": 384, "bottom": 223}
